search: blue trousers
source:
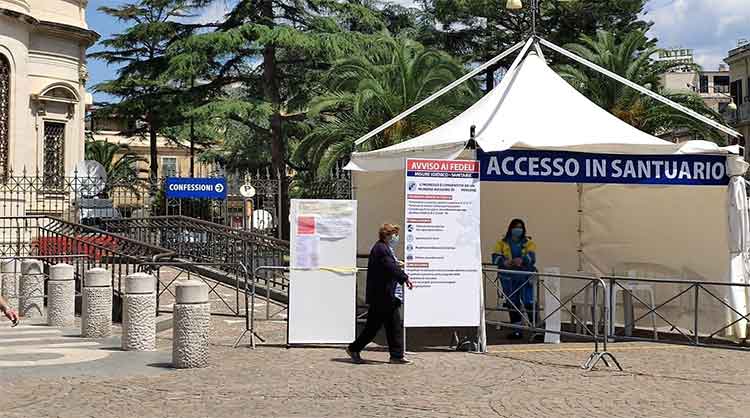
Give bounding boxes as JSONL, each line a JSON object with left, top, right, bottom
{"left": 499, "top": 272, "right": 535, "bottom": 324}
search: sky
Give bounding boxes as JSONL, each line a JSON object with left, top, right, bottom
{"left": 85, "top": 0, "right": 750, "bottom": 101}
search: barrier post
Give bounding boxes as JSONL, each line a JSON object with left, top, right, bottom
{"left": 47, "top": 263, "right": 75, "bottom": 327}
{"left": 1, "top": 259, "right": 19, "bottom": 311}
{"left": 82, "top": 268, "right": 112, "bottom": 338}
{"left": 19, "top": 259, "right": 44, "bottom": 318}
{"left": 122, "top": 272, "right": 156, "bottom": 351}
{"left": 173, "top": 280, "right": 210, "bottom": 368}
{"left": 543, "top": 267, "right": 561, "bottom": 344}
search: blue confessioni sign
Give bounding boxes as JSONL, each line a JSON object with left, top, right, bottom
{"left": 165, "top": 177, "right": 228, "bottom": 199}
{"left": 478, "top": 150, "right": 729, "bottom": 186}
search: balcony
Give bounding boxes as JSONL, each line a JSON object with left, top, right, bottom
{"left": 723, "top": 102, "right": 750, "bottom": 124}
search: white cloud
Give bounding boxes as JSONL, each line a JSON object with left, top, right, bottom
{"left": 645, "top": 0, "right": 750, "bottom": 70}
{"left": 196, "top": 1, "right": 232, "bottom": 24}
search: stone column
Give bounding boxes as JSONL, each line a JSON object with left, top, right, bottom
{"left": 47, "top": 263, "right": 75, "bottom": 327}
{"left": 172, "top": 280, "right": 210, "bottom": 368}
{"left": 82, "top": 268, "right": 112, "bottom": 338}
{"left": 19, "top": 259, "right": 44, "bottom": 318}
{"left": 1, "top": 259, "right": 19, "bottom": 311}
{"left": 122, "top": 272, "right": 156, "bottom": 351}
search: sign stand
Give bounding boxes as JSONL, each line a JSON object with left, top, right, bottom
{"left": 403, "top": 159, "right": 485, "bottom": 352}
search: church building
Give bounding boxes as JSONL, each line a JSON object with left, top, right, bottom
{"left": 0, "top": 0, "right": 97, "bottom": 186}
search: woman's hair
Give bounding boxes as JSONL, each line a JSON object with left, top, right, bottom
{"left": 504, "top": 218, "right": 527, "bottom": 242}
{"left": 379, "top": 223, "right": 400, "bottom": 241}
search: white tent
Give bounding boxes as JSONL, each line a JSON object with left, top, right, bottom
{"left": 347, "top": 50, "right": 750, "bottom": 338}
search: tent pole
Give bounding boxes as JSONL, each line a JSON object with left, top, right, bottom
{"left": 537, "top": 38, "right": 742, "bottom": 139}
{"left": 354, "top": 38, "right": 533, "bottom": 148}
{"left": 577, "top": 183, "right": 584, "bottom": 272}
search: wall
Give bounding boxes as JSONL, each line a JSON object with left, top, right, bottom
{"left": 0, "top": 1, "right": 94, "bottom": 176}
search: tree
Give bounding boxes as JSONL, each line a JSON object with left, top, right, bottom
{"left": 168, "top": 0, "right": 390, "bottom": 238}
{"left": 84, "top": 139, "right": 146, "bottom": 196}
{"left": 558, "top": 30, "right": 727, "bottom": 143}
{"left": 418, "top": 0, "right": 652, "bottom": 93}
{"left": 295, "top": 35, "right": 478, "bottom": 176}
{"left": 89, "top": 0, "right": 212, "bottom": 196}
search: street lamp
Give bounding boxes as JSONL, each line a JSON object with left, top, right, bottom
{"left": 506, "top": 0, "right": 574, "bottom": 9}
{"left": 506, "top": 0, "right": 575, "bottom": 34}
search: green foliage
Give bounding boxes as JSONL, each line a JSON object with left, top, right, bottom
{"left": 419, "top": 0, "right": 651, "bottom": 91}
{"left": 558, "top": 30, "right": 727, "bottom": 144}
{"left": 84, "top": 139, "right": 147, "bottom": 195}
{"left": 90, "top": 0, "right": 213, "bottom": 184}
{"left": 296, "top": 35, "right": 478, "bottom": 176}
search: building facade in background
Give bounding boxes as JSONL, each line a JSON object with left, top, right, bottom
{"left": 0, "top": 1, "right": 98, "bottom": 187}
{"left": 724, "top": 40, "right": 750, "bottom": 145}
{"left": 86, "top": 114, "right": 215, "bottom": 179}
{"left": 659, "top": 48, "right": 733, "bottom": 143}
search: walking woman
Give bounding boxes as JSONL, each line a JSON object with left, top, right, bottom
{"left": 347, "top": 223, "right": 413, "bottom": 364}
{"left": 492, "top": 218, "right": 537, "bottom": 339}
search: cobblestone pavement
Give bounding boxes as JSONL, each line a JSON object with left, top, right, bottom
{"left": 2, "top": 308, "right": 750, "bottom": 417}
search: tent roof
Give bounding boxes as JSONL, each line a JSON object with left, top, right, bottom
{"left": 347, "top": 53, "right": 726, "bottom": 172}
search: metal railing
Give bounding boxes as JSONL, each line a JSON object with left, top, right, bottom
{"left": 234, "top": 265, "right": 291, "bottom": 349}
{"left": 604, "top": 275, "right": 750, "bottom": 349}
{"left": 485, "top": 267, "right": 621, "bottom": 371}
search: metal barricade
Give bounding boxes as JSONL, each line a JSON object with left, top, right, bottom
{"left": 234, "top": 265, "right": 290, "bottom": 349}
{"left": 604, "top": 274, "right": 750, "bottom": 349}
{"left": 484, "top": 267, "right": 621, "bottom": 371}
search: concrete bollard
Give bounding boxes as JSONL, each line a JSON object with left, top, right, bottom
{"left": 1, "top": 259, "right": 19, "bottom": 311}
{"left": 19, "top": 259, "right": 45, "bottom": 318}
{"left": 122, "top": 272, "right": 156, "bottom": 351}
{"left": 172, "top": 280, "right": 210, "bottom": 369}
{"left": 48, "top": 263, "right": 75, "bottom": 327}
{"left": 82, "top": 268, "right": 112, "bottom": 338}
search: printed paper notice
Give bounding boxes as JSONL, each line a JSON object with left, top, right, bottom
{"left": 298, "top": 216, "right": 316, "bottom": 235}
{"left": 404, "top": 159, "right": 482, "bottom": 327}
{"left": 317, "top": 216, "right": 354, "bottom": 239}
{"left": 294, "top": 235, "right": 320, "bottom": 269}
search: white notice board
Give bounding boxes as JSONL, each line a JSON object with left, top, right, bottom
{"left": 288, "top": 199, "right": 357, "bottom": 345}
{"left": 404, "top": 159, "right": 482, "bottom": 327}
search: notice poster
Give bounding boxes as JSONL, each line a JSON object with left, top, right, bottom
{"left": 294, "top": 235, "right": 320, "bottom": 269}
{"left": 404, "top": 159, "right": 482, "bottom": 328}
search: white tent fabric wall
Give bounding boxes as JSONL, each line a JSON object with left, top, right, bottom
{"left": 348, "top": 51, "right": 750, "bottom": 341}
{"left": 727, "top": 157, "right": 750, "bottom": 338}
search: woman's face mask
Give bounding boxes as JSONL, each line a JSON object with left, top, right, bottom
{"left": 511, "top": 228, "right": 524, "bottom": 238}
{"left": 390, "top": 234, "right": 400, "bottom": 246}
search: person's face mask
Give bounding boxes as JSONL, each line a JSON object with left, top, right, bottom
{"left": 511, "top": 228, "right": 524, "bottom": 238}
{"left": 390, "top": 234, "right": 400, "bottom": 246}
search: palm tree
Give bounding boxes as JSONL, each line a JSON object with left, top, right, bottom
{"left": 296, "top": 35, "right": 479, "bottom": 176}
{"left": 558, "top": 30, "right": 727, "bottom": 144}
{"left": 84, "top": 138, "right": 146, "bottom": 196}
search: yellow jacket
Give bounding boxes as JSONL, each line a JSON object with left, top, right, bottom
{"left": 492, "top": 238, "right": 537, "bottom": 268}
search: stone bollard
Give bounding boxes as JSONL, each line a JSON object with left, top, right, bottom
{"left": 19, "top": 259, "right": 45, "bottom": 318}
{"left": 122, "top": 272, "right": 156, "bottom": 351}
{"left": 81, "top": 268, "right": 112, "bottom": 338}
{"left": 1, "top": 259, "right": 19, "bottom": 311}
{"left": 48, "top": 263, "right": 75, "bottom": 327}
{"left": 172, "top": 280, "right": 210, "bottom": 369}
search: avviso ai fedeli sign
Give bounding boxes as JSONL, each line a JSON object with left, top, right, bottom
{"left": 165, "top": 177, "right": 228, "bottom": 199}
{"left": 478, "top": 150, "right": 729, "bottom": 186}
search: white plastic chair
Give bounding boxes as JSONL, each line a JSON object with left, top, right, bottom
{"left": 611, "top": 271, "right": 658, "bottom": 340}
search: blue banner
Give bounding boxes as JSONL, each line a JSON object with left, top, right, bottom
{"left": 165, "top": 177, "right": 228, "bottom": 199}
{"left": 478, "top": 150, "right": 729, "bottom": 186}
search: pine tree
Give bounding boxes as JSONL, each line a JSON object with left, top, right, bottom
{"left": 168, "top": 0, "right": 388, "bottom": 238}
{"left": 89, "top": 0, "right": 213, "bottom": 196}
{"left": 419, "top": 0, "right": 652, "bottom": 93}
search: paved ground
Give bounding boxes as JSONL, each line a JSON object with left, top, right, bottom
{"left": 2, "top": 304, "right": 750, "bottom": 418}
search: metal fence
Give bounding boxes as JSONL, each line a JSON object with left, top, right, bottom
{"left": 0, "top": 169, "right": 282, "bottom": 232}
